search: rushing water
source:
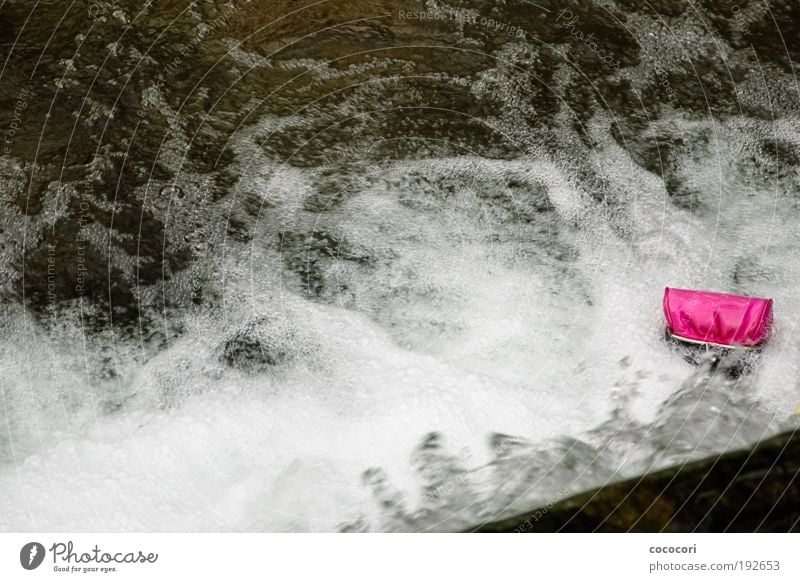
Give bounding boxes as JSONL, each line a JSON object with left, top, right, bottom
{"left": 1, "top": 0, "right": 799, "bottom": 531}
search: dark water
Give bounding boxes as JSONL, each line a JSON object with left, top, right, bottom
{"left": 1, "top": 0, "right": 799, "bottom": 531}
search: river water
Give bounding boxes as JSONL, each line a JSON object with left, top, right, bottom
{"left": 1, "top": 0, "right": 799, "bottom": 531}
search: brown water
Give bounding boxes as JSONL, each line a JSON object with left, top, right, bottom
{"left": 1, "top": 0, "right": 799, "bottom": 531}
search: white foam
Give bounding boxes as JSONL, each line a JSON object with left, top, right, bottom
{"left": 2, "top": 113, "right": 799, "bottom": 531}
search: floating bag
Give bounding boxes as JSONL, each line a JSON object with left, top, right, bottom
{"left": 663, "top": 287, "right": 773, "bottom": 348}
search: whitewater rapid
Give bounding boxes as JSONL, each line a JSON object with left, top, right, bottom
{"left": 3, "top": 0, "right": 800, "bottom": 532}
{"left": 2, "top": 113, "right": 799, "bottom": 531}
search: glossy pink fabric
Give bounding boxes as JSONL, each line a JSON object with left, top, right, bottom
{"left": 663, "top": 288, "right": 773, "bottom": 347}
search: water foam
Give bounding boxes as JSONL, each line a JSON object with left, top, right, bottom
{"left": 2, "top": 111, "right": 799, "bottom": 531}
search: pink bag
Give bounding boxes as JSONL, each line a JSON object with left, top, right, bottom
{"left": 663, "top": 288, "right": 773, "bottom": 348}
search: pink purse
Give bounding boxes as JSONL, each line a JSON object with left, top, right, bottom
{"left": 663, "top": 287, "right": 773, "bottom": 348}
